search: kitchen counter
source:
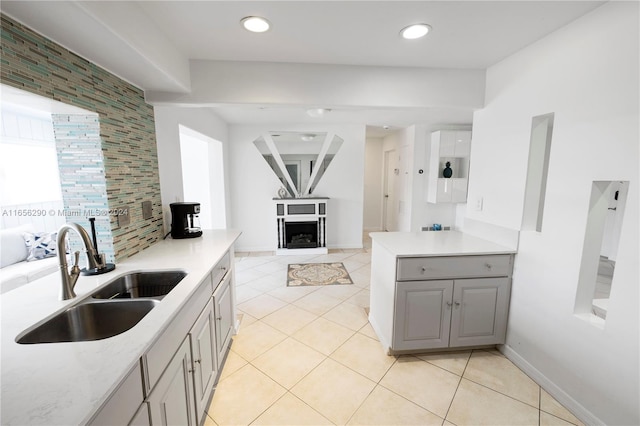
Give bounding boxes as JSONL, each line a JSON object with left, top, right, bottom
{"left": 370, "top": 230, "right": 516, "bottom": 257}
{"left": 368, "top": 231, "right": 516, "bottom": 354}
{"left": 0, "top": 229, "right": 241, "bottom": 425}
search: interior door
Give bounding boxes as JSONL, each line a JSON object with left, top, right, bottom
{"left": 383, "top": 149, "right": 397, "bottom": 231}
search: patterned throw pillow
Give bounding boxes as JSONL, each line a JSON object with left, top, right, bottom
{"left": 23, "top": 232, "right": 58, "bottom": 261}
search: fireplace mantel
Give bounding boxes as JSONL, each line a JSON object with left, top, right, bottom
{"left": 274, "top": 198, "right": 328, "bottom": 255}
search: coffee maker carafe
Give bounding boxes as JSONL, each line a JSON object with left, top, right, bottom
{"left": 170, "top": 202, "right": 203, "bottom": 239}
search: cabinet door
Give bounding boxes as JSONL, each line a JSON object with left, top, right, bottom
{"left": 435, "top": 179, "right": 453, "bottom": 202}
{"left": 393, "top": 280, "right": 453, "bottom": 350}
{"left": 190, "top": 298, "right": 217, "bottom": 424}
{"left": 451, "top": 178, "right": 468, "bottom": 203}
{"left": 453, "top": 131, "right": 471, "bottom": 156}
{"left": 213, "top": 273, "right": 233, "bottom": 367}
{"left": 88, "top": 363, "right": 144, "bottom": 426}
{"left": 449, "top": 278, "right": 510, "bottom": 347}
{"left": 128, "top": 403, "right": 150, "bottom": 426}
{"left": 148, "top": 338, "right": 197, "bottom": 426}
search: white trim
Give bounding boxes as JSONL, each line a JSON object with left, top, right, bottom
{"left": 499, "top": 344, "right": 602, "bottom": 426}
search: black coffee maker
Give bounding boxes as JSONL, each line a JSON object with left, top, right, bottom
{"left": 170, "top": 202, "right": 203, "bottom": 239}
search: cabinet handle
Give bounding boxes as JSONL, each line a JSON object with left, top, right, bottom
{"left": 221, "top": 266, "right": 227, "bottom": 272}
{"left": 217, "top": 316, "right": 222, "bottom": 321}
{"left": 485, "top": 263, "right": 493, "bottom": 270}
{"left": 194, "top": 359, "right": 201, "bottom": 364}
{"left": 454, "top": 301, "right": 460, "bottom": 307}
{"left": 446, "top": 301, "right": 452, "bottom": 308}
{"left": 188, "top": 367, "right": 195, "bottom": 373}
{"left": 421, "top": 266, "right": 428, "bottom": 273}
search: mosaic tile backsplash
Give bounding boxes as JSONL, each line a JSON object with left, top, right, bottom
{"left": 1, "top": 14, "right": 164, "bottom": 261}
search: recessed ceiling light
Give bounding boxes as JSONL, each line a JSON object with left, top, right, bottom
{"left": 400, "top": 23, "right": 431, "bottom": 40}
{"left": 241, "top": 16, "right": 270, "bottom": 33}
{"left": 306, "top": 108, "right": 331, "bottom": 118}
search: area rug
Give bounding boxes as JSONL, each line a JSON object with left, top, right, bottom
{"left": 287, "top": 262, "right": 353, "bottom": 286}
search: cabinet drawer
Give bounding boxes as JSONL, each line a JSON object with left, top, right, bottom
{"left": 211, "top": 251, "right": 230, "bottom": 287}
{"left": 397, "top": 255, "right": 512, "bottom": 281}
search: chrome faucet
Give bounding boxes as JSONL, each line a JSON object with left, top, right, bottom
{"left": 57, "top": 223, "right": 104, "bottom": 300}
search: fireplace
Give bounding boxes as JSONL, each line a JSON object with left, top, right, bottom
{"left": 285, "top": 221, "right": 318, "bottom": 249}
{"left": 274, "top": 198, "right": 328, "bottom": 255}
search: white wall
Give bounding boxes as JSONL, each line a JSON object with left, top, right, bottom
{"left": 153, "top": 106, "right": 229, "bottom": 233}
{"left": 363, "top": 137, "right": 383, "bottom": 231}
{"left": 380, "top": 124, "right": 471, "bottom": 233}
{"left": 466, "top": 2, "right": 639, "bottom": 424}
{"left": 228, "top": 124, "right": 365, "bottom": 252}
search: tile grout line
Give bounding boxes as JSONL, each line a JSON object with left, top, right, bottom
{"left": 440, "top": 349, "right": 473, "bottom": 424}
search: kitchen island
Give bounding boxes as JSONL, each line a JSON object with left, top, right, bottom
{"left": 369, "top": 231, "right": 516, "bottom": 354}
{"left": 1, "top": 229, "right": 241, "bottom": 425}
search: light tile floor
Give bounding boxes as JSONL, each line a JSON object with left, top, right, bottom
{"left": 206, "top": 242, "right": 584, "bottom": 426}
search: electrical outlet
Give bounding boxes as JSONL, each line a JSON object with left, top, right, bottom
{"left": 142, "top": 201, "right": 152, "bottom": 220}
{"left": 475, "top": 197, "right": 484, "bottom": 211}
{"left": 117, "top": 206, "right": 131, "bottom": 227}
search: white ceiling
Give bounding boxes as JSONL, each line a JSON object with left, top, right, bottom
{"left": 1, "top": 1, "right": 605, "bottom": 134}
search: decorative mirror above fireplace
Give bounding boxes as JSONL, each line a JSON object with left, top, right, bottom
{"left": 253, "top": 132, "right": 343, "bottom": 197}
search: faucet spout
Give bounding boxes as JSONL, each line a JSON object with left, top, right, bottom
{"left": 57, "top": 223, "right": 103, "bottom": 300}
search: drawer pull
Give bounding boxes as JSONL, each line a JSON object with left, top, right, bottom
{"left": 421, "top": 266, "right": 428, "bottom": 273}
{"left": 484, "top": 263, "right": 493, "bottom": 270}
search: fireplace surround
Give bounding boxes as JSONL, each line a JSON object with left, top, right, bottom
{"left": 274, "top": 198, "right": 328, "bottom": 255}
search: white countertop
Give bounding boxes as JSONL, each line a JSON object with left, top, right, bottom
{"left": 370, "top": 230, "right": 516, "bottom": 257}
{"left": 0, "top": 229, "right": 241, "bottom": 426}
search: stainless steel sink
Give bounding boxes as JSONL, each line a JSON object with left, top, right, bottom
{"left": 91, "top": 270, "right": 187, "bottom": 300}
{"left": 16, "top": 299, "right": 159, "bottom": 344}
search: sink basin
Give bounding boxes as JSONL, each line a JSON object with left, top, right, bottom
{"left": 16, "top": 300, "right": 158, "bottom": 344}
{"left": 91, "top": 270, "right": 187, "bottom": 300}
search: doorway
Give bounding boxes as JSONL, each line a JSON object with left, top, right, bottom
{"left": 178, "top": 125, "right": 226, "bottom": 229}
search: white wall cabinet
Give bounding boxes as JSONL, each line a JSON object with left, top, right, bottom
{"left": 393, "top": 277, "right": 510, "bottom": 351}
{"left": 427, "top": 130, "right": 471, "bottom": 203}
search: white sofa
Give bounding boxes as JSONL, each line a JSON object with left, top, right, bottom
{"left": 0, "top": 225, "right": 59, "bottom": 294}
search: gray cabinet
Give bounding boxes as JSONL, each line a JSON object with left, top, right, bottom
{"left": 190, "top": 299, "right": 217, "bottom": 422}
{"left": 213, "top": 273, "right": 233, "bottom": 369}
{"left": 393, "top": 255, "right": 512, "bottom": 351}
{"left": 143, "top": 250, "right": 234, "bottom": 426}
{"left": 148, "top": 338, "right": 197, "bottom": 426}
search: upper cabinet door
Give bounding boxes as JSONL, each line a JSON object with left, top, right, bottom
{"left": 427, "top": 130, "right": 472, "bottom": 204}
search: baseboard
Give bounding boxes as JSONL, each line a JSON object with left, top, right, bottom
{"left": 499, "top": 344, "right": 602, "bottom": 426}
